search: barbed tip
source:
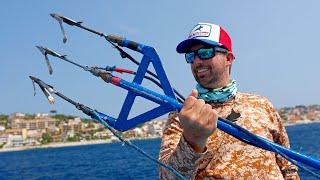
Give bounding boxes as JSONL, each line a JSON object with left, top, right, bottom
{"left": 29, "top": 76, "right": 36, "bottom": 81}
{"left": 50, "top": 13, "right": 58, "bottom": 18}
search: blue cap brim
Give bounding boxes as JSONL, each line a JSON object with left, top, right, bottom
{"left": 176, "top": 39, "right": 221, "bottom": 53}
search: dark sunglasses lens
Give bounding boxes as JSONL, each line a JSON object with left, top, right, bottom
{"left": 185, "top": 52, "right": 195, "bottom": 63}
{"left": 197, "top": 48, "right": 214, "bottom": 59}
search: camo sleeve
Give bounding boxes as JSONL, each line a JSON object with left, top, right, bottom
{"left": 159, "top": 112, "right": 205, "bottom": 179}
{"left": 266, "top": 103, "right": 300, "bottom": 180}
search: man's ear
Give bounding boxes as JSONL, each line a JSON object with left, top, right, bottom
{"left": 226, "top": 52, "right": 234, "bottom": 66}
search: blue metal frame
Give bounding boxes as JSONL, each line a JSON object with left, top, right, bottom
{"left": 113, "top": 43, "right": 177, "bottom": 131}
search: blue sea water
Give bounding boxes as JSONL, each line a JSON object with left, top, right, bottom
{"left": 0, "top": 123, "right": 320, "bottom": 180}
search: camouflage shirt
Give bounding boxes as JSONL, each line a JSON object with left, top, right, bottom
{"left": 159, "top": 92, "right": 299, "bottom": 180}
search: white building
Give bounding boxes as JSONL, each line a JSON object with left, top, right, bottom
{"left": 5, "top": 134, "right": 24, "bottom": 147}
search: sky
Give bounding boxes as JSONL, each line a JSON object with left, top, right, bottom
{"left": 1, "top": 1, "right": 320, "bottom": 118}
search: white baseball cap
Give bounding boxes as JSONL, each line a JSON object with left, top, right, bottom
{"left": 176, "top": 22, "right": 233, "bottom": 56}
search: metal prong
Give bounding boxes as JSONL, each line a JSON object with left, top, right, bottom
{"left": 36, "top": 46, "right": 53, "bottom": 75}
{"left": 36, "top": 46, "right": 62, "bottom": 57}
{"left": 50, "top": 13, "right": 68, "bottom": 43}
{"left": 45, "top": 54, "right": 53, "bottom": 75}
{"left": 50, "top": 13, "right": 82, "bottom": 26}
{"left": 44, "top": 87, "right": 55, "bottom": 104}
{"left": 31, "top": 76, "right": 56, "bottom": 104}
{"left": 38, "top": 86, "right": 55, "bottom": 104}
{"left": 31, "top": 79, "right": 36, "bottom": 96}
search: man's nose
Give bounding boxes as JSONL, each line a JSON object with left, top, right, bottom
{"left": 193, "top": 55, "right": 202, "bottom": 65}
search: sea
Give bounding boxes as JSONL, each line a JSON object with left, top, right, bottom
{"left": 0, "top": 123, "right": 320, "bottom": 180}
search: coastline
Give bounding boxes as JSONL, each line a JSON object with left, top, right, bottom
{"left": 0, "top": 136, "right": 161, "bottom": 153}
{"left": 0, "top": 139, "right": 113, "bottom": 153}
{"left": 1, "top": 121, "right": 320, "bottom": 153}
{"left": 284, "top": 119, "right": 320, "bottom": 126}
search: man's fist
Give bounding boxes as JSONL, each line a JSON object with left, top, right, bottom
{"left": 179, "top": 89, "right": 218, "bottom": 152}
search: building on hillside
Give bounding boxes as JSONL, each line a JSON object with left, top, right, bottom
{"left": 5, "top": 134, "right": 24, "bottom": 147}
{"left": 5, "top": 129, "right": 22, "bottom": 135}
{"left": 24, "top": 129, "right": 43, "bottom": 146}
{"left": 0, "top": 134, "right": 8, "bottom": 145}
{"left": 9, "top": 113, "right": 56, "bottom": 130}
{"left": 68, "top": 118, "right": 82, "bottom": 132}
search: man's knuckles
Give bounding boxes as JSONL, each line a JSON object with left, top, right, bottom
{"left": 194, "top": 99, "right": 205, "bottom": 106}
{"left": 184, "top": 96, "right": 197, "bottom": 104}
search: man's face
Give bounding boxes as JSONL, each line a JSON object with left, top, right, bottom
{"left": 189, "top": 44, "right": 229, "bottom": 89}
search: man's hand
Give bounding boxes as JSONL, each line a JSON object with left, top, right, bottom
{"left": 179, "top": 89, "right": 218, "bottom": 153}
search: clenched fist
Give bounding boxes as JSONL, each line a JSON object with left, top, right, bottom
{"left": 179, "top": 89, "right": 218, "bottom": 153}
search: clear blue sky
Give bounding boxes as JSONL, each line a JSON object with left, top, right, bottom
{"left": 1, "top": 1, "right": 320, "bottom": 118}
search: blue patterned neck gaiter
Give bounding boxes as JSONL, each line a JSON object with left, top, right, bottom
{"left": 196, "top": 80, "right": 238, "bottom": 103}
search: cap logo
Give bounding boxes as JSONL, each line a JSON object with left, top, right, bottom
{"left": 188, "top": 24, "right": 212, "bottom": 39}
{"left": 194, "top": 25, "right": 203, "bottom": 31}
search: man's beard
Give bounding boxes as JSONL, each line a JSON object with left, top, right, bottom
{"left": 194, "top": 68, "right": 225, "bottom": 89}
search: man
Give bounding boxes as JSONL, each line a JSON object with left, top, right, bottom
{"left": 159, "top": 22, "right": 299, "bottom": 179}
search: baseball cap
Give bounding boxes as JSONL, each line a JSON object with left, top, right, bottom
{"left": 176, "top": 22, "right": 233, "bottom": 56}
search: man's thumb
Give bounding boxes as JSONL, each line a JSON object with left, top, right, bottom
{"left": 190, "top": 89, "right": 198, "bottom": 98}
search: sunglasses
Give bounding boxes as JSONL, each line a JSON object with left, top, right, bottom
{"left": 185, "top": 47, "right": 228, "bottom": 64}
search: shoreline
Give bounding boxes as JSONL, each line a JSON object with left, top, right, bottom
{"left": 0, "top": 136, "right": 161, "bottom": 153}
{"left": 284, "top": 119, "right": 320, "bottom": 126}
{"left": 1, "top": 121, "right": 320, "bottom": 153}
{"left": 0, "top": 139, "right": 114, "bottom": 153}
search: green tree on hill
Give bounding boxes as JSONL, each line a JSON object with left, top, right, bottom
{"left": 41, "top": 133, "right": 53, "bottom": 144}
{"left": 66, "top": 133, "right": 82, "bottom": 142}
{"left": 0, "top": 114, "right": 8, "bottom": 128}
